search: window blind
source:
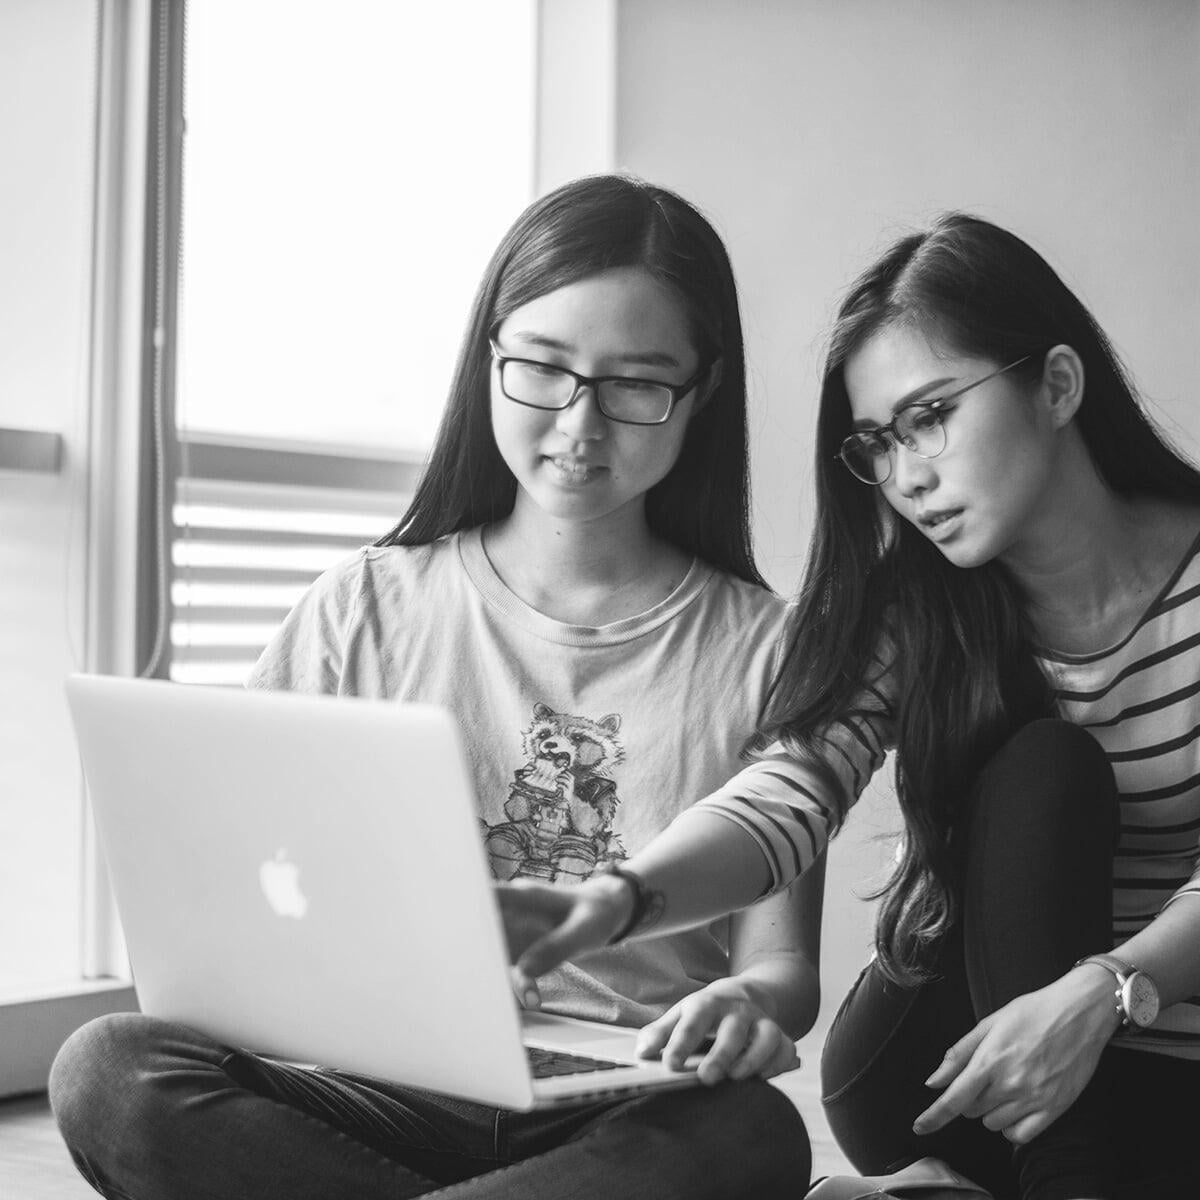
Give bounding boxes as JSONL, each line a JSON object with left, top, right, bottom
{"left": 170, "top": 436, "right": 421, "bottom": 686}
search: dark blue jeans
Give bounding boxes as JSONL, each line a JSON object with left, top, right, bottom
{"left": 50, "top": 1012, "right": 811, "bottom": 1200}
{"left": 821, "top": 720, "right": 1200, "bottom": 1200}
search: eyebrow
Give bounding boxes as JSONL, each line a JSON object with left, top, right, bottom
{"left": 504, "top": 331, "right": 682, "bottom": 370}
{"left": 850, "top": 376, "right": 958, "bottom": 431}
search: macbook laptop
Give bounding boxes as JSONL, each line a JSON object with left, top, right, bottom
{"left": 65, "top": 674, "right": 704, "bottom": 1110}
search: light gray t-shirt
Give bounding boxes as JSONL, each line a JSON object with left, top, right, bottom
{"left": 248, "top": 527, "right": 788, "bottom": 1027}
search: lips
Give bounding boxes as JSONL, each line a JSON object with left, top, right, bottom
{"left": 917, "top": 508, "right": 961, "bottom": 528}
{"left": 915, "top": 507, "right": 964, "bottom": 541}
{"left": 544, "top": 455, "right": 607, "bottom": 484}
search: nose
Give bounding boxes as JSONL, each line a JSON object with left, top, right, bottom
{"left": 555, "top": 383, "right": 607, "bottom": 441}
{"left": 889, "top": 439, "right": 936, "bottom": 498}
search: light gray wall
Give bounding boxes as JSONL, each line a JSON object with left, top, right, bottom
{"left": 613, "top": 0, "right": 1200, "bottom": 1031}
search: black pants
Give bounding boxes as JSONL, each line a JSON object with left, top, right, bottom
{"left": 51, "top": 1012, "right": 811, "bottom": 1200}
{"left": 821, "top": 719, "right": 1200, "bottom": 1200}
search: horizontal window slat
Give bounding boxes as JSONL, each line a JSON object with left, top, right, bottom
{"left": 173, "top": 543, "right": 348, "bottom": 571}
{"left": 174, "top": 502, "right": 394, "bottom": 537}
{"left": 168, "top": 663, "right": 255, "bottom": 687}
{"left": 170, "top": 440, "right": 423, "bottom": 686}
{"left": 173, "top": 605, "right": 292, "bottom": 625}
{"left": 171, "top": 623, "right": 283, "bottom": 648}
{"left": 178, "top": 432, "right": 424, "bottom": 493}
{"left": 170, "top": 644, "right": 268, "bottom": 664}
{"left": 173, "top": 525, "right": 373, "bottom": 549}
{"left": 172, "top": 581, "right": 311, "bottom": 608}
{"left": 171, "top": 565, "right": 323, "bottom": 587}
{"left": 176, "top": 475, "right": 411, "bottom": 517}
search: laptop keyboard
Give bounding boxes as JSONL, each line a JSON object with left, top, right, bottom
{"left": 525, "top": 1045, "right": 628, "bottom": 1078}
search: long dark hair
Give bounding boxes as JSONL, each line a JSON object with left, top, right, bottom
{"left": 765, "top": 212, "right": 1200, "bottom": 983}
{"left": 376, "top": 174, "right": 764, "bottom": 587}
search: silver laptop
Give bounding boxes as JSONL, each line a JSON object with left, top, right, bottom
{"left": 65, "top": 674, "right": 703, "bottom": 1110}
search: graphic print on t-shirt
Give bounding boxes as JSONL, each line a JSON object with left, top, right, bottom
{"left": 484, "top": 702, "right": 627, "bottom": 882}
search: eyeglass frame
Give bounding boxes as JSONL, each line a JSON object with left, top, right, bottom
{"left": 488, "top": 339, "right": 714, "bottom": 427}
{"left": 836, "top": 355, "right": 1034, "bottom": 485}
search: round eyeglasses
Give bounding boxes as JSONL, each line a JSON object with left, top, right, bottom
{"left": 837, "top": 356, "right": 1033, "bottom": 485}
{"left": 489, "top": 340, "right": 711, "bottom": 426}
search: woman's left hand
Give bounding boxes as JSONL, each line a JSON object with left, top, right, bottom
{"left": 636, "top": 978, "right": 801, "bottom": 1086}
{"left": 914, "top": 966, "right": 1121, "bottom": 1144}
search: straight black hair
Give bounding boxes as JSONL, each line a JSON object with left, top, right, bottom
{"left": 763, "top": 212, "right": 1200, "bottom": 983}
{"left": 376, "top": 174, "right": 764, "bottom": 587}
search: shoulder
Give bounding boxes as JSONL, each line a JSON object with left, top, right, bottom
{"left": 1134, "top": 498, "right": 1200, "bottom": 599}
{"left": 344, "top": 536, "right": 466, "bottom": 614}
{"left": 300, "top": 536, "right": 463, "bottom": 619}
{"left": 701, "top": 568, "right": 789, "bottom": 631}
{"left": 357, "top": 535, "right": 461, "bottom": 585}
{"left": 1137, "top": 497, "right": 1200, "bottom": 560}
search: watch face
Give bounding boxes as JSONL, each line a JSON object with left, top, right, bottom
{"left": 1124, "top": 972, "right": 1160, "bottom": 1028}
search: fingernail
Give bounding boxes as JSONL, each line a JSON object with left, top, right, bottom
{"left": 912, "top": 1121, "right": 927, "bottom": 1135}
{"left": 523, "top": 987, "right": 540, "bottom": 1008}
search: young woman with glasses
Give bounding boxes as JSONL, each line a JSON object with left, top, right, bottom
{"left": 49, "top": 174, "right": 816, "bottom": 1200}
{"left": 502, "top": 213, "right": 1200, "bottom": 1198}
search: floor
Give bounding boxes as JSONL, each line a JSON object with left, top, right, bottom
{"left": 0, "top": 1094, "right": 95, "bottom": 1200}
{"left": 2, "top": 1058, "right": 851, "bottom": 1197}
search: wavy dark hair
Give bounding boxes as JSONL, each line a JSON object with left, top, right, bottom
{"left": 376, "top": 174, "right": 764, "bottom": 587}
{"left": 764, "top": 212, "right": 1200, "bottom": 984}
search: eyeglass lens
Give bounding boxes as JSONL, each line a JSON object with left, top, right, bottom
{"left": 501, "top": 360, "right": 673, "bottom": 424}
{"left": 841, "top": 407, "right": 947, "bottom": 484}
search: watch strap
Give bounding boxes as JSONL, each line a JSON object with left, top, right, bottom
{"left": 1074, "top": 953, "right": 1138, "bottom": 1028}
{"left": 1074, "top": 952, "right": 1135, "bottom": 985}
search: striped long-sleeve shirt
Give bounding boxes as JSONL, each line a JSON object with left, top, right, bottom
{"left": 689, "top": 535, "right": 1200, "bottom": 1059}
{"left": 1039, "top": 532, "right": 1200, "bottom": 1057}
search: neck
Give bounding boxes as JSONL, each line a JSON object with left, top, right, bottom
{"left": 1001, "top": 441, "right": 1179, "bottom": 649}
{"left": 483, "top": 494, "right": 691, "bottom": 624}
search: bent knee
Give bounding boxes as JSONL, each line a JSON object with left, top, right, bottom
{"left": 977, "top": 718, "right": 1117, "bottom": 837}
{"left": 746, "top": 1079, "right": 812, "bottom": 1192}
{"left": 699, "top": 1078, "right": 812, "bottom": 1193}
{"left": 51, "top": 1014, "right": 157, "bottom": 1139}
{"left": 50, "top": 1012, "right": 222, "bottom": 1152}
{"left": 996, "top": 719, "right": 1111, "bottom": 789}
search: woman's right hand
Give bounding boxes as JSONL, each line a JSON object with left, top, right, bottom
{"left": 496, "top": 874, "right": 634, "bottom": 999}
{"left": 636, "top": 979, "right": 801, "bottom": 1085}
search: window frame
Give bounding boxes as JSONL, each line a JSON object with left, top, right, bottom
{"left": 2, "top": 0, "right": 618, "bottom": 1098}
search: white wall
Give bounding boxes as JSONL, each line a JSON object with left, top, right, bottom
{"left": 612, "top": 0, "right": 1200, "bottom": 1039}
{"left": 0, "top": 0, "right": 96, "bottom": 989}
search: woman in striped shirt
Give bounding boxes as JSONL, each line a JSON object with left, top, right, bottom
{"left": 504, "top": 214, "right": 1200, "bottom": 1198}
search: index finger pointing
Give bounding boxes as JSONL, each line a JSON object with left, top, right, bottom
{"left": 913, "top": 1069, "right": 989, "bottom": 1135}
{"left": 515, "top": 899, "right": 614, "bottom": 980}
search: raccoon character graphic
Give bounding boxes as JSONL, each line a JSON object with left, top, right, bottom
{"left": 485, "top": 702, "right": 627, "bottom": 883}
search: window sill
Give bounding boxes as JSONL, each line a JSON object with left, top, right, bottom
{"left": 0, "top": 979, "right": 138, "bottom": 1098}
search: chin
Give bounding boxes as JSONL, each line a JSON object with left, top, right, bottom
{"left": 933, "top": 539, "right": 998, "bottom": 571}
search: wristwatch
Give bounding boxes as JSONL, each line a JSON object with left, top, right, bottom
{"left": 1074, "top": 953, "right": 1161, "bottom": 1031}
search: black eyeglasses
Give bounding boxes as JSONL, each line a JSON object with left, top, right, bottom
{"left": 489, "top": 340, "right": 711, "bottom": 426}
{"left": 837, "top": 356, "right": 1033, "bottom": 485}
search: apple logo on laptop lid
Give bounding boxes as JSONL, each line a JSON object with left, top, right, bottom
{"left": 259, "top": 849, "right": 308, "bottom": 919}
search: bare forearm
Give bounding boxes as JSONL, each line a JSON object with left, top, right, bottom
{"left": 1094, "top": 892, "right": 1200, "bottom": 1008}
{"left": 727, "top": 953, "right": 820, "bottom": 1040}
{"left": 617, "top": 811, "right": 774, "bottom": 939}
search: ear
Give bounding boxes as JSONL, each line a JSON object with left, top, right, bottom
{"left": 1039, "top": 344, "right": 1085, "bottom": 428}
{"left": 692, "top": 358, "right": 724, "bottom": 413}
